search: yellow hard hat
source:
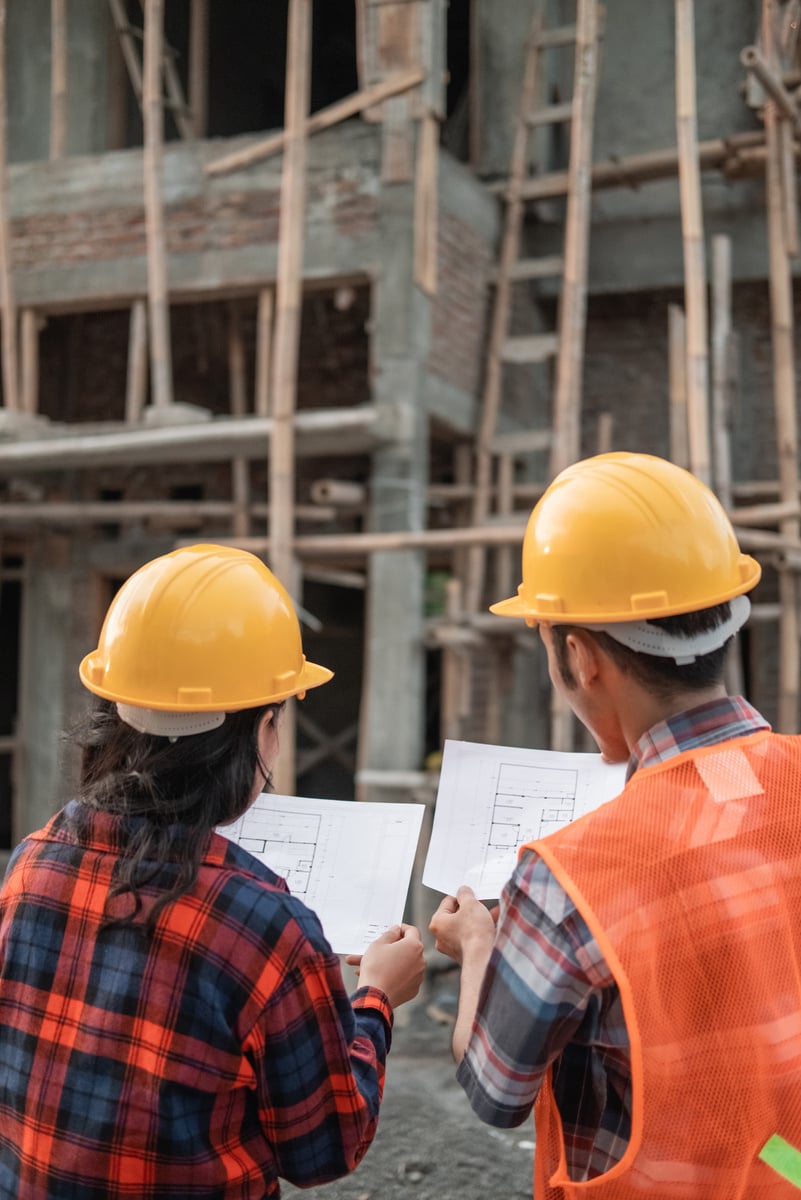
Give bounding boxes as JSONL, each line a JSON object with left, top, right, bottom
{"left": 490, "top": 453, "right": 761, "bottom": 624}
{"left": 80, "top": 544, "right": 333, "bottom": 712}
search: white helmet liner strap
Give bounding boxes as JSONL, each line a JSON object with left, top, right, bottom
{"left": 116, "top": 703, "right": 226, "bottom": 737}
{"left": 579, "top": 594, "right": 751, "bottom": 664}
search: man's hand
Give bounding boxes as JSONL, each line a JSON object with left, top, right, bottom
{"left": 346, "top": 924, "right": 425, "bottom": 1009}
{"left": 429, "top": 885, "right": 497, "bottom": 965}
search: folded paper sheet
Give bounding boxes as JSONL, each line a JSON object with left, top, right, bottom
{"left": 221, "top": 792, "right": 425, "bottom": 954}
{"left": 423, "top": 739, "right": 627, "bottom": 899}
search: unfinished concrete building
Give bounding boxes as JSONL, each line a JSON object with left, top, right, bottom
{"left": 0, "top": 0, "right": 799, "bottom": 870}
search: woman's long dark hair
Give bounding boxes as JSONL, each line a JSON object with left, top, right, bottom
{"left": 72, "top": 698, "right": 282, "bottom": 929}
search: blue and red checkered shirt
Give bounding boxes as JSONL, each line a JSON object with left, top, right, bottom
{"left": 0, "top": 802, "right": 393, "bottom": 1198}
{"left": 456, "top": 695, "right": 769, "bottom": 1181}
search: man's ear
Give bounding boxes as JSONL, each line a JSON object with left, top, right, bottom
{"left": 563, "top": 629, "right": 603, "bottom": 690}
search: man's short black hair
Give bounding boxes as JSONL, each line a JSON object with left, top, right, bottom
{"left": 549, "top": 602, "right": 732, "bottom": 699}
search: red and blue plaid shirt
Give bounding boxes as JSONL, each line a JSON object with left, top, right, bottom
{"left": 457, "top": 695, "right": 769, "bottom": 1181}
{"left": 0, "top": 802, "right": 393, "bottom": 1198}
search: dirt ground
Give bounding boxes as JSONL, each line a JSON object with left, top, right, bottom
{"left": 282, "top": 970, "right": 536, "bottom": 1200}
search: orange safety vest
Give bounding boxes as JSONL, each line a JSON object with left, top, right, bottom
{"left": 524, "top": 730, "right": 801, "bottom": 1199}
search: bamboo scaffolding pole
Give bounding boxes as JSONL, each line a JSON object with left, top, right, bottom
{"left": 188, "top": 0, "right": 209, "bottom": 139}
{"left": 125, "top": 299, "right": 148, "bottom": 422}
{"left": 464, "top": 11, "right": 543, "bottom": 616}
{"left": 254, "top": 288, "right": 273, "bottom": 417}
{"left": 310, "top": 479, "right": 366, "bottom": 507}
{"left": 135, "top": 0, "right": 192, "bottom": 140}
{"left": 227, "top": 302, "right": 251, "bottom": 538}
{"left": 763, "top": 0, "right": 800, "bottom": 732}
{"left": 505, "top": 129, "right": 769, "bottom": 202}
{"left": 142, "top": 0, "right": 173, "bottom": 409}
{"left": 779, "top": 118, "right": 799, "bottom": 256}
{"left": 20, "top": 309, "right": 39, "bottom": 416}
{"left": 107, "top": 0, "right": 144, "bottom": 104}
{"left": 50, "top": 0, "right": 68, "bottom": 160}
{"left": 675, "top": 0, "right": 710, "bottom": 485}
{"left": 0, "top": 0, "right": 18, "bottom": 412}
{"left": 0, "top": 501, "right": 336, "bottom": 526}
{"left": 270, "top": 0, "right": 312, "bottom": 795}
{"left": 740, "top": 43, "right": 801, "bottom": 130}
{"left": 710, "top": 235, "right": 733, "bottom": 510}
{"left": 550, "top": 0, "right": 600, "bottom": 481}
{"left": 205, "top": 68, "right": 425, "bottom": 177}
{"left": 729, "top": 499, "right": 801, "bottom": 525}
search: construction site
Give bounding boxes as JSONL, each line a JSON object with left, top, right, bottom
{"left": 0, "top": 0, "right": 798, "bottom": 898}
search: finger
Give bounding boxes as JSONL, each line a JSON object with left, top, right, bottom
{"left": 344, "top": 954, "right": 363, "bottom": 966}
{"left": 398, "top": 924, "right": 422, "bottom": 943}
{"left": 371, "top": 924, "right": 402, "bottom": 945}
{"left": 489, "top": 904, "right": 501, "bottom": 925}
{"left": 456, "top": 885, "right": 477, "bottom": 903}
{"left": 434, "top": 894, "right": 459, "bottom": 917}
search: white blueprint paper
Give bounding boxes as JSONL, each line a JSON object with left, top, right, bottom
{"left": 220, "top": 793, "right": 425, "bottom": 954}
{"left": 423, "top": 740, "right": 627, "bottom": 899}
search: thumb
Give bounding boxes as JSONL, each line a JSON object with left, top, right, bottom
{"left": 456, "top": 885, "right": 478, "bottom": 904}
{"left": 398, "top": 924, "right": 422, "bottom": 942}
{"left": 369, "top": 924, "right": 403, "bottom": 946}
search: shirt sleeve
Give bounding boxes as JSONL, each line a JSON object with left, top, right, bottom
{"left": 247, "top": 947, "right": 393, "bottom": 1188}
{"left": 456, "top": 849, "right": 613, "bottom": 1128}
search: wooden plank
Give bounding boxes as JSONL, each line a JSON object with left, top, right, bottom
{"left": 492, "top": 255, "right": 564, "bottom": 282}
{"left": 413, "top": 110, "right": 438, "bottom": 295}
{"left": 0, "top": 0, "right": 18, "bottom": 411}
{"left": 205, "top": 68, "right": 425, "bottom": 176}
{"left": 50, "top": 0, "right": 68, "bottom": 161}
{"left": 526, "top": 100, "right": 574, "bottom": 127}
{"left": 674, "top": 0, "right": 710, "bottom": 485}
{"left": 142, "top": 0, "right": 173, "bottom": 408}
{"left": 501, "top": 333, "right": 560, "bottom": 363}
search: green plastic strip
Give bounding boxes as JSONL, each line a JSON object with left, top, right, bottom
{"left": 759, "top": 1136, "right": 801, "bottom": 1190}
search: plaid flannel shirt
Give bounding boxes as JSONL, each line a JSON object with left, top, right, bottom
{"left": 457, "top": 695, "right": 769, "bottom": 1181}
{"left": 0, "top": 802, "right": 392, "bottom": 1199}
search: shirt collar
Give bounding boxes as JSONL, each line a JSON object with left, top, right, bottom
{"left": 627, "top": 695, "right": 770, "bottom": 780}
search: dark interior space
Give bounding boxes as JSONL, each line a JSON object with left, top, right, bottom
{"left": 123, "top": 0, "right": 359, "bottom": 145}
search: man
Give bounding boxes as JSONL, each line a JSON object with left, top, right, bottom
{"left": 430, "top": 453, "right": 801, "bottom": 1198}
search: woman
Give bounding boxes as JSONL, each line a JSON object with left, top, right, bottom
{"left": 0, "top": 543, "right": 425, "bottom": 1199}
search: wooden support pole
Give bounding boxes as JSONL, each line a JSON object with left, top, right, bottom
{"left": 550, "top": 0, "right": 600, "bottom": 479}
{"left": 675, "top": 0, "right": 710, "bottom": 485}
{"left": 205, "top": 68, "right": 425, "bottom": 177}
{"left": 125, "top": 299, "right": 148, "bottom": 422}
{"left": 50, "top": 0, "right": 68, "bottom": 160}
{"left": 779, "top": 118, "right": 799, "bottom": 256}
{"left": 20, "top": 309, "right": 39, "bottom": 416}
{"left": 710, "top": 235, "right": 733, "bottom": 510}
{"left": 413, "top": 110, "right": 439, "bottom": 296}
{"left": 227, "top": 301, "right": 251, "bottom": 538}
{"left": 108, "top": 0, "right": 144, "bottom": 104}
{"left": 188, "top": 0, "right": 209, "bottom": 139}
{"left": 142, "top": 0, "right": 173, "bottom": 409}
{"left": 0, "top": 0, "right": 18, "bottom": 412}
{"left": 254, "top": 288, "right": 273, "bottom": 417}
{"left": 740, "top": 44, "right": 801, "bottom": 130}
{"left": 270, "top": 0, "right": 312, "bottom": 795}
{"left": 668, "top": 304, "right": 689, "bottom": 469}
{"left": 763, "top": 0, "right": 800, "bottom": 732}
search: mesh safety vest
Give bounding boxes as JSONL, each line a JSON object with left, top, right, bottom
{"left": 525, "top": 730, "right": 801, "bottom": 1199}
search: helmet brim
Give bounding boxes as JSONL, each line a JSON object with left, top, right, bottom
{"left": 488, "top": 595, "right": 531, "bottom": 619}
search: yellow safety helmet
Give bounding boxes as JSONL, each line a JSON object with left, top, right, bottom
{"left": 80, "top": 545, "right": 333, "bottom": 724}
{"left": 490, "top": 453, "right": 761, "bottom": 625}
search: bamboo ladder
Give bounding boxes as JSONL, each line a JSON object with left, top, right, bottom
{"left": 461, "top": 0, "right": 602, "bottom": 751}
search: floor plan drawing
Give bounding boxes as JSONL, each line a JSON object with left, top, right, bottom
{"left": 234, "top": 805, "right": 321, "bottom": 897}
{"left": 424, "top": 740, "right": 627, "bottom": 899}
{"left": 220, "top": 792, "right": 425, "bottom": 954}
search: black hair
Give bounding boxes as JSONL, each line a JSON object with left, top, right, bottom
{"left": 71, "top": 698, "right": 283, "bottom": 929}
{"left": 549, "top": 602, "right": 732, "bottom": 700}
